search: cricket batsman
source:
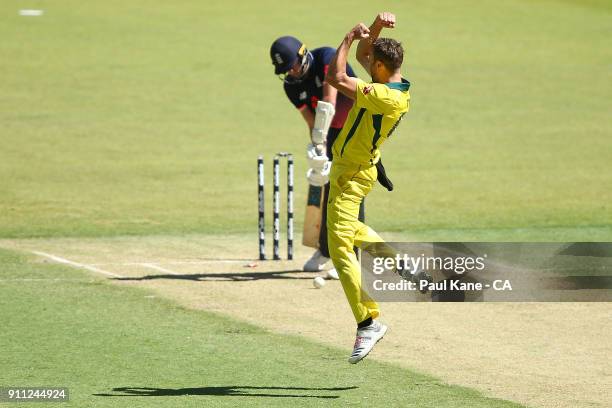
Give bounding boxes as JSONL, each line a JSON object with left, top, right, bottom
{"left": 269, "top": 36, "right": 365, "bottom": 277}
{"left": 325, "top": 12, "right": 410, "bottom": 363}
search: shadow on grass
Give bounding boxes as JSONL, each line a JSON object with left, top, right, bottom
{"left": 113, "top": 270, "right": 310, "bottom": 282}
{"left": 94, "top": 385, "right": 358, "bottom": 399}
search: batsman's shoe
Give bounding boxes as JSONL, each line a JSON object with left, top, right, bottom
{"left": 348, "top": 320, "right": 388, "bottom": 364}
{"left": 303, "top": 249, "right": 330, "bottom": 272}
{"left": 326, "top": 268, "right": 339, "bottom": 280}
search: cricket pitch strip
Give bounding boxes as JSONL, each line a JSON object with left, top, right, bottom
{"left": 1, "top": 233, "right": 610, "bottom": 408}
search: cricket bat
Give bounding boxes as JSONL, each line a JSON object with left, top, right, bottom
{"left": 302, "top": 184, "right": 324, "bottom": 248}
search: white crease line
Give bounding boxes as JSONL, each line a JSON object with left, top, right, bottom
{"left": 90, "top": 260, "right": 250, "bottom": 266}
{"left": 140, "top": 263, "right": 181, "bottom": 275}
{"left": 0, "top": 278, "right": 91, "bottom": 282}
{"left": 32, "top": 251, "right": 124, "bottom": 278}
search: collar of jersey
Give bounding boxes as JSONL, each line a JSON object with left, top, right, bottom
{"left": 385, "top": 78, "right": 410, "bottom": 91}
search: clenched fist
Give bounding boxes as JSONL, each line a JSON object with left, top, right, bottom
{"left": 374, "top": 12, "right": 396, "bottom": 29}
{"left": 348, "top": 23, "right": 370, "bottom": 41}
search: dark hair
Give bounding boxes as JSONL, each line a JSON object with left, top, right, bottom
{"left": 372, "top": 38, "right": 403, "bottom": 71}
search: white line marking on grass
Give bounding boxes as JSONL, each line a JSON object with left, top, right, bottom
{"left": 170, "top": 260, "right": 248, "bottom": 264}
{"left": 19, "top": 9, "right": 44, "bottom": 16}
{"left": 90, "top": 260, "right": 247, "bottom": 266}
{"left": 140, "top": 263, "right": 181, "bottom": 275}
{"left": 0, "top": 278, "right": 91, "bottom": 282}
{"left": 32, "top": 251, "right": 124, "bottom": 278}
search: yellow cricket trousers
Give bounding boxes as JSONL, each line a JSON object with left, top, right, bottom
{"left": 326, "top": 160, "right": 385, "bottom": 323}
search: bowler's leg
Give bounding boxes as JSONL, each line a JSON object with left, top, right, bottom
{"left": 327, "top": 170, "right": 380, "bottom": 323}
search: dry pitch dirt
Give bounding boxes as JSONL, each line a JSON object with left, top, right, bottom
{"left": 1, "top": 234, "right": 610, "bottom": 408}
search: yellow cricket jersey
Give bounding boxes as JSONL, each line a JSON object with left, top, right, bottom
{"left": 332, "top": 78, "right": 410, "bottom": 166}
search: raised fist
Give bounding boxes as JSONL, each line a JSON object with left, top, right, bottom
{"left": 375, "top": 12, "right": 396, "bottom": 29}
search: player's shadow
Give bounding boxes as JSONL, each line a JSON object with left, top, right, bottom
{"left": 94, "top": 385, "right": 358, "bottom": 399}
{"left": 113, "top": 270, "right": 310, "bottom": 282}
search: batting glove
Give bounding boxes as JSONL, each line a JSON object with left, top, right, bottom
{"left": 306, "top": 161, "right": 331, "bottom": 187}
{"left": 306, "top": 143, "right": 328, "bottom": 172}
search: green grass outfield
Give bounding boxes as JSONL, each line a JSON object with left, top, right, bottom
{"left": 0, "top": 2, "right": 610, "bottom": 405}
{"left": 1, "top": 0, "right": 610, "bottom": 239}
{"left": 0, "top": 249, "right": 523, "bottom": 407}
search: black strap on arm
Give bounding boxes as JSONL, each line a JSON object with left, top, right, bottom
{"left": 375, "top": 159, "right": 394, "bottom": 192}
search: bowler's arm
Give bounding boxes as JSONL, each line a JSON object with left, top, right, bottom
{"left": 356, "top": 12, "right": 396, "bottom": 74}
{"left": 326, "top": 24, "right": 370, "bottom": 100}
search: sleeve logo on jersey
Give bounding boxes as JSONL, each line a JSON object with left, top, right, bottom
{"left": 299, "top": 91, "right": 307, "bottom": 100}
{"left": 363, "top": 85, "right": 373, "bottom": 95}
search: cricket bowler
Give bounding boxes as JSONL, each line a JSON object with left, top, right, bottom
{"left": 325, "top": 12, "right": 410, "bottom": 363}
